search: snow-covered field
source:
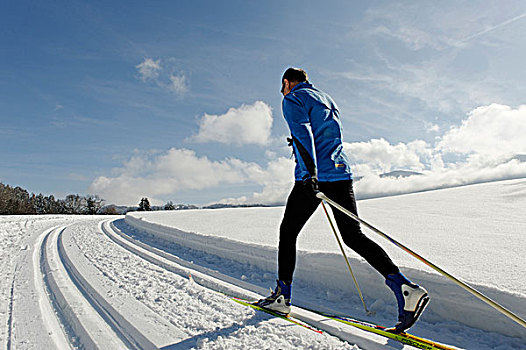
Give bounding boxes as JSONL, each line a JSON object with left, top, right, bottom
{"left": 1, "top": 179, "right": 525, "bottom": 349}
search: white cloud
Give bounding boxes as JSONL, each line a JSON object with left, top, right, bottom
{"left": 342, "top": 104, "right": 526, "bottom": 199}
{"left": 217, "top": 157, "right": 296, "bottom": 206}
{"left": 89, "top": 147, "right": 294, "bottom": 206}
{"left": 136, "top": 58, "right": 187, "bottom": 95}
{"left": 136, "top": 58, "right": 161, "bottom": 81}
{"left": 426, "top": 123, "right": 440, "bottom": 133}
{"left": 438, "top": 104, "right": 526, "bottom": 157}
{"left": 344, "top": 104, "right": 526, "bottom": 178}
{"left": 344, "top": 138, "right": 431, "bottom": 174}
{"left": 193, "top": 101, "right": 273, "bottom": 146}
{"left": 89, "top": 148, "right": 257, "bottom": 205}
{"left": 168, "top": 73, "right": 188, "bottom": 94}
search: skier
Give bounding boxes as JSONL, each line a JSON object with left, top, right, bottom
{"left": 256, "top": 67, "right": 429, "bottom": 333}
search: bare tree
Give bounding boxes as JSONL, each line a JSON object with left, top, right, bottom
{"left": 63, "top": 194, "right": 84, "bottom": 214}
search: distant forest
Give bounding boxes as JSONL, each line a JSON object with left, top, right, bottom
{"left": 0, "top": 182, "right": 269, "bottom": 215}
{"left": 0, "top": 182, "right": 107, "bottom": 215}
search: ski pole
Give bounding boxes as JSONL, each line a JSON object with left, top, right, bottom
{"left": 320, "top": 201, "right": 375, "bottom": 316}
{"left": 316, "top": 191, "right": 526, "bottom": 330}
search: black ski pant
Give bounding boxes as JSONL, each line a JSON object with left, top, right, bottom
{"left": 278, "top": 180, "right": 399, "bottom": 283}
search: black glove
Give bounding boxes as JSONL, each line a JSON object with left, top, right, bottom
{"left": 302, "top": 177, "right": 319, "bottom": 199}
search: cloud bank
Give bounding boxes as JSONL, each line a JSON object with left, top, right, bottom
{"left": 89, "top": 147, "right": 294, "bottom": 206}
{"left": 90, "top": 103, "right": 526, "bottom": 206}
{"left": 438, "top": 104, "right": 526, "bottom": 157}
{"left": 349, "top": 103, "right": 526, "bottom": 199}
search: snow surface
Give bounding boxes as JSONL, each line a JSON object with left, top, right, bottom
{"left": 129, "top": 179, "right": 526, "bottom": 296}
{"left": 0, "top": 215, "right": 96, "bottom": 349}
{"left": 1, "top": 179, "right": 525, "bottom": 349}
{"left": 126, "top": 178, "right": 526, "bottom": 348}
{"left": 1, "top": 217, "right": 359, "bottom": 349}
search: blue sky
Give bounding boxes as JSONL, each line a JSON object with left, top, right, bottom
{"left": 2, "top": 0, "right": 526, "bottom": 206}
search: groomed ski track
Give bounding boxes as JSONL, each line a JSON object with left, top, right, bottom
{"left": 17, "top": 217, "right": 388, "bottom": 349}
{"left": 33, "top": 223, "right": 164, "bottom": 349}
{"left": 5, "top": 213, "right": 523, "bottom": 349}
{"left": 16, "top": 216, "right": 458, "bottom": 350}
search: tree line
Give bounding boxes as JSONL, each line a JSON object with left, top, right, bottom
{"left": 1, "top": 182, "right": 269, "bottom": 215}
{"left": 137, "top": 197, "right": 198, "bottom": 212}
{"left": 0, "top": 182, "right": 105, "bottom": 215}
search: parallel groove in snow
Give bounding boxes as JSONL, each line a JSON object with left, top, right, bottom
{"left": 40, "top": 226, "right": 128, "bottom": 349}
{"left": 73, "top": 220, "right": 357, "bottom": 349}
{"left": 57, "top": 227, "right": 158, "bottom": 350}
{"left": 32, "top": 226, "right": 71, "bottom": 350}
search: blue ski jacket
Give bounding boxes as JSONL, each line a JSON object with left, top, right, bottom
{"left": 282, "top": 82, "right": 353, "bottom": 182}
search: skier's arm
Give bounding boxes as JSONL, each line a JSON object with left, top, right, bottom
{"left": 283, "top": 95, "right": 317, "bottom": 181}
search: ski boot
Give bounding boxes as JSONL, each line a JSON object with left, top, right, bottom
{"left": 385, "top": 272, "right": 429, "bottom": 333}
{"left": 254, "top": 280, "right": 291, "bottom": 315}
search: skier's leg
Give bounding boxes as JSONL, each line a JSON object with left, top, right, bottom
{"left": 256, "top": 182, "right": 320, "bottom": 313}
{"left": 322, "top": 180, "right": 399, "bottom": 277}
{"left": 278, "top": 181, "right": 320, "bottom": 283}
{"left": 322, "top": 180, "right": 429, "bottom": 332}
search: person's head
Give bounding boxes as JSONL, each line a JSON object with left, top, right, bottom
{"left": 281, "top": 67, "right": 308, "bottom": 96}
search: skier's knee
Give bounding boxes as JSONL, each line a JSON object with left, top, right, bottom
{"left": 341, "top": 232, "right": 367, "bottom": 250}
